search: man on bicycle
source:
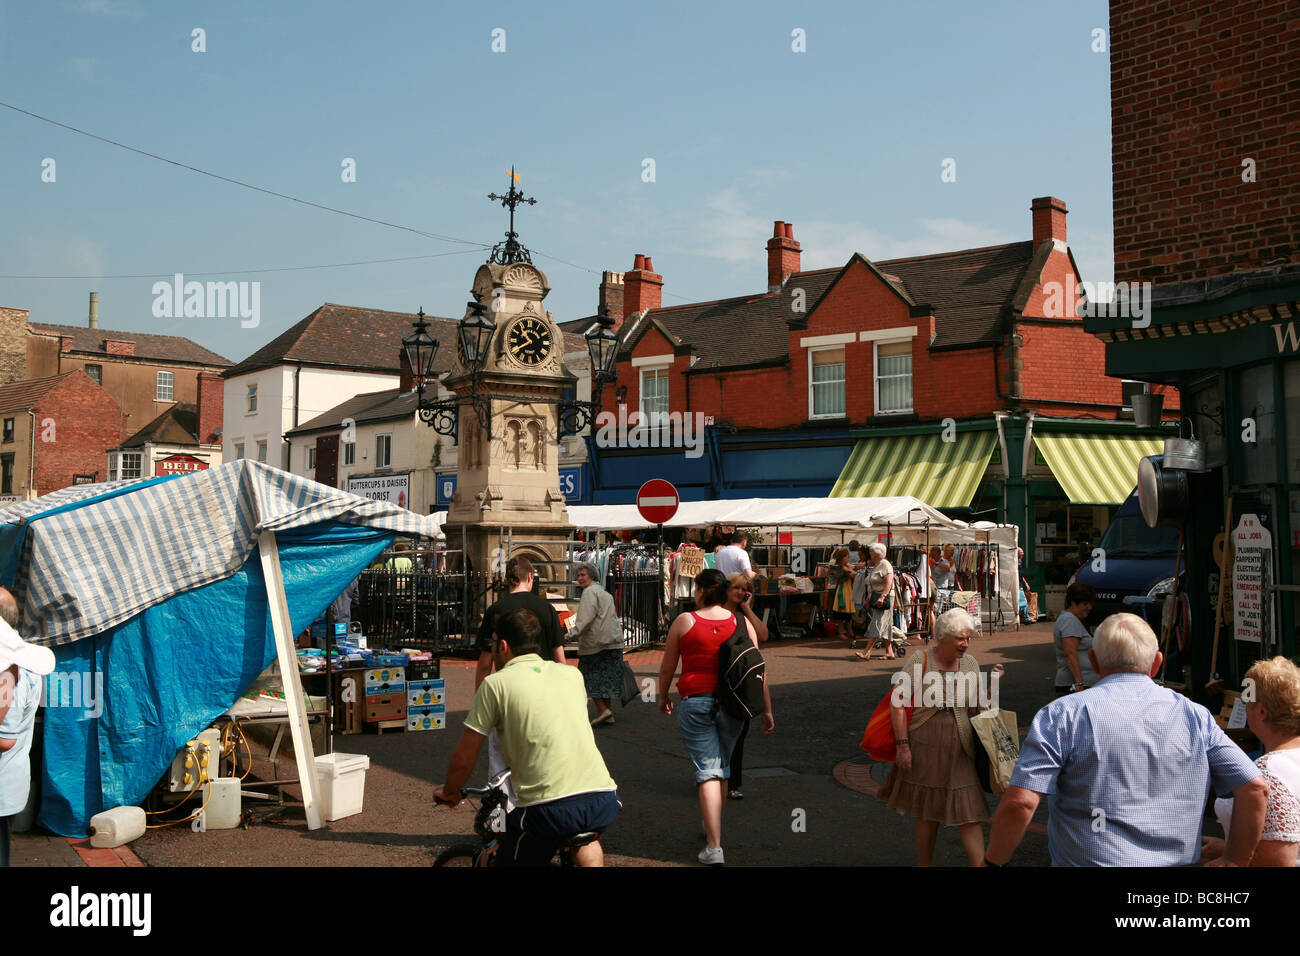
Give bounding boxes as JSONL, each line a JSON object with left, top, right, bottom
{"left": 433, "top": 608, "right": 621, "bottom": 866}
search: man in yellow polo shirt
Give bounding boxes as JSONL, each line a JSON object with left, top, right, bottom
{"left": 434, "top": 608, "right": 620, "bottom": 866}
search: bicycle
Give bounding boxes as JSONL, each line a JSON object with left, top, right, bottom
{"left": 432, "top": 771, "right": 602, "bottom": 867}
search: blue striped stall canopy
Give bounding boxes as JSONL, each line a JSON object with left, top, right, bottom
{"left": 1, "top": 459, "right": 437, "bottom": 647}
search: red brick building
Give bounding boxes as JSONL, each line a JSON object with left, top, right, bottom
{"left": 1085, "top": 0, "right": 1300, "bottom": 682}
{"left": 574, "top": 197, "right": 1175, "bottom": 600}
{"left": 0, "top": 371, "right": 125, "bottom": 502}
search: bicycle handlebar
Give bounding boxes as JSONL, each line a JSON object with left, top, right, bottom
{"left": 434, "top": 785, "right": 493, "bottom": 806}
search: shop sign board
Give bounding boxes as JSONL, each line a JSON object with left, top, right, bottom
{"left": 1232, "top": 513, "right": 1271, "bottom": 644}
{"left": 349, "top": 472, "right": 411, "bottom": 510}
{"left": 0, "top": 495, "right": 19, "bottom": 510}
{"left": 156, "top": 454, "right": 208, "bottom": 476}
{"left": 559, "top": 466, "right": 582, "bottom": 502}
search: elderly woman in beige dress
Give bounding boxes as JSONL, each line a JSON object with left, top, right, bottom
{"left": 879, "top": 608, "right": 1004, "bottom": 866}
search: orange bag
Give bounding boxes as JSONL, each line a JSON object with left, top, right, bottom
{"left": 859, "top": 653, "right": 925, "bottom": 762}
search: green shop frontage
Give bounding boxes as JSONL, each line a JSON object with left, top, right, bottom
{"left": 1086, "top": 265, "right": 1300, "bottom": 704}
{"left": 829, "top": 415, "right": 1172, "bottom": 612}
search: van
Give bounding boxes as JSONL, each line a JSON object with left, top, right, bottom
{"left": 1069, "top": 481, "right": 1179, "bottom": 626}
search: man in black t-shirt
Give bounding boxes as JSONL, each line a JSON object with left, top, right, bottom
{"left": 475, "top": 556, "right": 566, "bottom": 690}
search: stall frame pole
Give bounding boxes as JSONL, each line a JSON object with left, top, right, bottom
{"left": 258, "top": 530, "right": 324, "bottom": 831}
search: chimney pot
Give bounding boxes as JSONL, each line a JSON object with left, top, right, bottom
{"left": 766, "top": 220, "right": 802, "bottom": 292}
{"left": 623, "top": 254, "right": 663, "bottom": 313}
{"left": 1031, "top": 196, "right": 1069, "bottom": 246}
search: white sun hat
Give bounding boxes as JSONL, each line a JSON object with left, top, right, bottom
{"left": 0, "top": 615, "right": 56, "bottom": 676}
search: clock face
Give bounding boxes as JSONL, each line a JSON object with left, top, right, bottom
{"left": 506, "top": 317, "right": 553, "bottom": 366}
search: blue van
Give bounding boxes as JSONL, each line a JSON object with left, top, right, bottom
{"left": 1069, "top": 485, "right": 1180, "bottom": 625}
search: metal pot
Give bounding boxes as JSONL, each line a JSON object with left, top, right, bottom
{"left": 1163, "top": 418, "right": 1206, "bottom": 471}
{"left": 1138, "top": 455, "right": 1190, "bottom": 528}
{"left": 1131, "top": 392, "right": 1165, "bottom": 428}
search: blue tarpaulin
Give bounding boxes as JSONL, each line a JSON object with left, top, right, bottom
{"left": 0, "top": 461, "right": 437, "bottom": 836}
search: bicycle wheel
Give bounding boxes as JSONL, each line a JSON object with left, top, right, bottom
{"left": 433, "top": 843, "right": 483, "bottom": 867}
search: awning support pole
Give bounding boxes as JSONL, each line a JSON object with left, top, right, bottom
{"left": 258, "top": 530, "right": 324, "bottom": 831}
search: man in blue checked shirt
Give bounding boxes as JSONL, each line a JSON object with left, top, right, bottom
{"left": 986, "top": 612, "right": 1266, "bottom": 866}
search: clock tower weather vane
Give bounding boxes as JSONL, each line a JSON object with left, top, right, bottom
{"left": 487, "top": 166, "right": 536, "bottom": 265}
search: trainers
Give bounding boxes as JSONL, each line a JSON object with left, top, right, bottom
{"left": 697, "top": 846, "right": 725, "bottom": 865}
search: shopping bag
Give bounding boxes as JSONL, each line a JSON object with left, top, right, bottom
{"left": 619, "top": 661, "right": 639, "bottom": 707}
{"left": 860, "top": 693, "right": 909, "bottom": 762}
{"left": 970, "top": 709, "right": 1019, "bottom": 796}
{"left": 859, "top": 653, "right": 924, "bottom": 762}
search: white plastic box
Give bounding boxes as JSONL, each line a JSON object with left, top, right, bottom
{"left": 314, "top": 753, "right": 370, "bottom": 821}
{"left": 204, "top": 777, "right": 242, "bottom": 829}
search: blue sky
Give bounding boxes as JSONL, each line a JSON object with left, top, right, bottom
{"left": 0, "top": 0, "right": 1113, "bottom": 364}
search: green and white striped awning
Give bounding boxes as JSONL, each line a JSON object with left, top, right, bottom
{"left": 1033, "top": 433, "right": 1165, "bottom": 505}
{"left": 830, "top": 430, "right": 998, "bottom": 508}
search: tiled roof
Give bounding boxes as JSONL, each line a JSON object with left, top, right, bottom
{"left": 0, "top": 370, "right": 85, "bottom": 412}
{"left": 30, "top": 323, "right": 231, "bottom": 366}
{"left": 120, "top": 403, "right": 201, "bottom": 447}
{"left": 624, "top": 241, "right": 1037, "bottom": 370}
{"left": 877, "top": 241, "right": 1035, "bottom": 348}
{"left": 622, "top": 269, "right": 839, "bottom": 370}
{"left": 287, "top": 388, "right": 417, "bottom": 436}
{"left": 223, "top": 303, "right": 461, "bottom": 378}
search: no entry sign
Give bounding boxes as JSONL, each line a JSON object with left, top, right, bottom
{"left": 636, "top": 479, "right": 679, "bottom": 524}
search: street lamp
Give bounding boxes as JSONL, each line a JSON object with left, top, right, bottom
{"left": 585, "top": 308, "right": 620, "bottom": 386}
{"left": 457, "top": 296, "right": 496, "bottom": 373}
{"left": 403, "top": 309, "right": 439, "bottom": 389}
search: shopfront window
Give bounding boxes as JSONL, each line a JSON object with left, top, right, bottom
{"left": 1238, "top": 364, "right": 1277, "bottom": 485}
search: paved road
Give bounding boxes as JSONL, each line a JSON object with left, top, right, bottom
{"left": 130, "top": 625, "right": 1058, "bottom": 867}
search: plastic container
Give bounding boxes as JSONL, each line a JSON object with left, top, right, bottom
{"left": 89, "top": 806, "right": 146, "bottom": 847}
{"left": 204, "top": 778, "right": 242, "bottom": 830}
{"left": 314, "top": 753, "right": 370, "bottom": 821}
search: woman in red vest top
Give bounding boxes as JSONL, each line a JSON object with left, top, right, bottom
{"left": 657, "top": 568, "right": 766, "bottom": 866}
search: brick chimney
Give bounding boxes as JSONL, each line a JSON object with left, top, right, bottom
{"left": 196, "top": 371, "right": 224, "bottom": 445}
{"left": 399, "top": 347, "right": 414, "bottom": 393}
{"left": 623, "top": 254, "right": 663, "bottom": 314}
{"left": 767, "top": 221, "right": 801, "bottom": 292}
{"left": 1031, "top": 197, "right": 1068, "bottom": 246}
{"left": 598, "top": 271, "right": 626, "bottom": 327}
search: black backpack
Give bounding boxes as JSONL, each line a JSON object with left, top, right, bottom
{"left": 715, "top": 614, "right": 767, "bottom": 719}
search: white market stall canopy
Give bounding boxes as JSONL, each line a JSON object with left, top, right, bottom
{"left": 566, "top": 496, "right": 966, "bottom": 532}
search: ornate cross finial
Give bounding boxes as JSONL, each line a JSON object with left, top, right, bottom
{"left": 487, "top": 166, "right": 537, "bottom": 265}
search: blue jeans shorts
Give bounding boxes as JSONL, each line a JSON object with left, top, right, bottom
{"left": 676, "top": 694, "right": 745, "bottom": 784}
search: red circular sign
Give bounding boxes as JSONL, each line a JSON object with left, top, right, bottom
{"left": 636, "top": 479, "right": 679, "bottom": 524}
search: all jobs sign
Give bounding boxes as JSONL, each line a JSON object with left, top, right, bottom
{"left": 1232, "top": 513, "right": 1271, "bottom": 645}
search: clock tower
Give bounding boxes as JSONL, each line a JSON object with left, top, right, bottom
{"left": 443, "top": 176, "right": 577, "bottom": 581}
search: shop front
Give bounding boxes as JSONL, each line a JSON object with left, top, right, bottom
{"left": 1086, "top": 266, "right": 1300, "bottom": 699}
{"left": 830, "top": 416, "right": 1168, "bottom": 614}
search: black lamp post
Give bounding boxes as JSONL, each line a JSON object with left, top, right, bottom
{"left": 403, "top": 309, "right": 439, "bottom": 388}
{"left": 585, "top": 309, "right": 620, "bottom": 386}
{"left": 457, "top": 296, "right": 496, "bottom": 373}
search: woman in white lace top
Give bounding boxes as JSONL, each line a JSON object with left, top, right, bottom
{"left": 1203, "top": 656, "right": 1300, "bottom": 866}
